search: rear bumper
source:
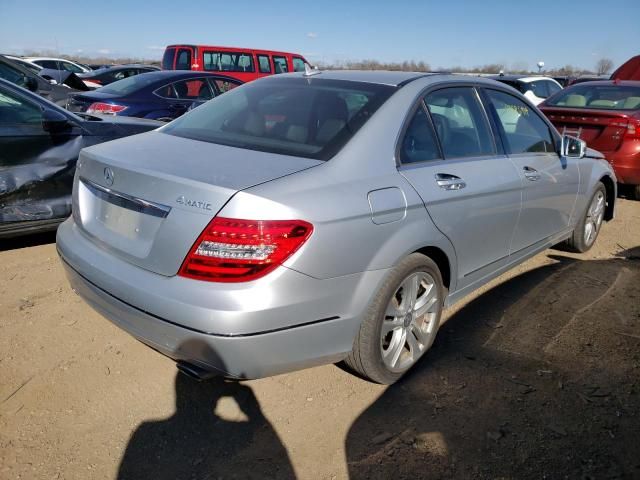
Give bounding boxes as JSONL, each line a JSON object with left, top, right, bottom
{"left": 56, "top": 218, "right": 388, "bottom": 378}
{"left": 608, "top": 145, "right": 640, "bottom": 185}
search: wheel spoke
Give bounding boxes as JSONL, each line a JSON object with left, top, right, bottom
{"left": 414, "top": 284, "right": 437, "bottom": 318}
{"left": 381, "top": 317, "right": 404, "bottom": 337}
{"left": 387, "top": 329, "right": 406, "bottom": 368}
{"left": 385, "top": 300, "right": 403, "bottom": 319}
{"left": 406, "top": 329, "right": 421, "bottom": 357}
{"left": 405, "top": 274, "right": 419, "bottom": 310}
{"left": 412, "top": 323, "right": 431, "bottom": 345}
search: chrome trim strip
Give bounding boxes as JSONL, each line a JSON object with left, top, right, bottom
{"left": 80, "top": 177, "right": 171, "bottom": 218}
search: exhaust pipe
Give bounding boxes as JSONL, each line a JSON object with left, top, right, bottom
{"left": 176, "top": 361, "right": 218, "bottom": 381}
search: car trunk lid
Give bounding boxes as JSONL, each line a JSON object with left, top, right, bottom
{"left": 73, "top": 130, "right": 322, "bottom": 276}
{"left": 541, "top": 106, "right": 632, "bottom": 153}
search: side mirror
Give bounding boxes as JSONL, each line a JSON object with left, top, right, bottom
{"left": 42, "top": 108, "right": 71, "bottom": 134}
{"left": 561, "top": 135, "right": 586, "bottom": 158}
{"left": 23, "top": 76, "right": 39, "bottom": 92}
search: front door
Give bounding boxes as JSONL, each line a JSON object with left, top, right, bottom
{"left": 482, "top": 88, "right": 580, "bottom": 253}
{"left": 399, "top": 87, "right": 522, "bottom": 289}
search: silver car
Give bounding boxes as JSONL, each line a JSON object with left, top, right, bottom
{"left": 57, "top": 71, "right": 616, "bottom": 384}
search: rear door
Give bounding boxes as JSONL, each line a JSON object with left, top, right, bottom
{"left": 399, "top": 86, "right": 522, "bottom": 289}
{"left": 482, "top": 88, "right": 579, "bottom": 251}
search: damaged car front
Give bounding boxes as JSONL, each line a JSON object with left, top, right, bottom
{"left": 0, "top": 78, "right": 162, "bottom": 238}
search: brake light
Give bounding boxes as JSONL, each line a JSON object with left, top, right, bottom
{"left": 624, "top": 118, "right": 640, "bottom": 140}
{"left": 86, "top": 102, "right": 127, "bottom": 115}
{"left": 179, "top": 217, "right": 313, "bottom": 282}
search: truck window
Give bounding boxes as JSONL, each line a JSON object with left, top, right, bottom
{"left": 292, "top": 57, "right": 307, "bottom": 72}
{"left": 175, "top": 49, "right": 192, "bottom": 70}
{"left": 257, "top": 55, "right": 271, "bottom": 73}
{"left": 273, "top": 56, "right": 288, "bottom": 74}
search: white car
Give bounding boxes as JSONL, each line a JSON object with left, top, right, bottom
{"left": 21, "top": 57, "right": 101, "bottom": 89}
{"left": 23, "top": 56, "right": 92, "bottom": 74}
{"left": 490, "top": 75, "right": 563, "bottom": 105}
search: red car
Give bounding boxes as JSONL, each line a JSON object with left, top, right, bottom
{"left": 540, "top": 80, "right": 640, "bottom": 199}
{"left": 161, "top": 45, "right": 310, "bottom": 83}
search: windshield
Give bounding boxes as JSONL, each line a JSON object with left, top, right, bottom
{"left": 162, "top": 77, "right": 395, "bottom": 160}
{"left": 97, "top": 73, "right": 159, "bottom": 95}
{"left": 546, "top": 84, "right": 640, "bottom": 110}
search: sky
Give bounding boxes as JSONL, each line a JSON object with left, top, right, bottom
{"left": 1, "top": 0, "right": 639, "bottom": 71}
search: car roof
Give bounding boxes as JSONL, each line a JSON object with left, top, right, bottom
{"left": 564, "top": 79, "right": 640, "bottom": 87}
{"left": 279, "top": 70, "right": 435, "bottom": 86}
{"left": 115, "top": 70, "right": 242, "bottom": 82}
{"left": 488, "top": 74, "right": 557, "bottom": 83}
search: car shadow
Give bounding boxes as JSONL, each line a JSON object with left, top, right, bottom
{"left": 117, "top": 345, "right": 295, "bottom": 480}
{"left": 0, "top": 230, "right": 57, "bottom": 252}
{"left": 345, "top": 249, "right": 640, "bottom": 479}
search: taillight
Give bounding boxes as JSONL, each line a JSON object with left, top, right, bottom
{"left": 624, "top": 118, "right": 640, "bottom": 139}
{"left": 86, "top": 102, "right": 127, "bottom": 115}
{"left": 179, "top": 217, "right": 313, "bottom": 282}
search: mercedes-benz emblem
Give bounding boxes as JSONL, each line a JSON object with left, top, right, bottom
{"left": 103, "top": 167, "right": 114, "bottom": 186}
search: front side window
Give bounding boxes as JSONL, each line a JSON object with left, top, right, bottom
{"left": 292, "top": 57, "right": 307, "bottom": 72}
{"left": 0, "top": 88, "right": 42, "bottom": 125}
{"left": 257, "top": 55, "right": 271, "bottom": 73}
{"left": 168, "top": 79, "right": 212, "bottom": 100}
{"left": 203, "top": 52, "right": 254, "bottom": 73}
{"left": 400, "top": 106, "right": 441, "bottom": 163}
{"left": 176, "top": 49, "right": 192, "bottom": 70}
{"left": 35, "top": 60, "right": 58, "bottom": 69}
{"left": 209, "top": 78, "right": 241, "bottom": 94}
{"left": 162, "top": 77, "right": 395, "bottom": 160}
{"left": 62, "top": 61, "right": 83, "bottom": 73}
{"left": 0, "top": 62, "right": 24, "bottom": 84}
{"left": 424, "top": 87, "right": 495, "bottom": 158}
{"left": 485, "top": 89, "right": 555, "bottom": 154}
{"left": 273, "top": 56, "right": 288, "bottom": 74}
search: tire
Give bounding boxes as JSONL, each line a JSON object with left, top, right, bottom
{"left": 566, "top": 183, "right": 606, "bottom": 253}
{"left": 345, "top": 253, "right": 444, "bottom": 384}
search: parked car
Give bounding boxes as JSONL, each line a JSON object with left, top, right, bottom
{"left": 0, "top": 54, "right": 86, "bottom": 106}
{"left": 3, "top": 55, "right": 42, "bottom": 74}
{"left": 162, "top": 44, "right": 310, "bottom": 83}
{"left": 489, "top": 74, "right": 563, "bottom": 105}
{"left": 0, "top": 78, "right": 162, "bottom": 238}
{"left": 23, "top": 57, "right": 92, "bottom": 74}
{"left": 67, "top": 70, "right": 242, "bottom": 121}
{"left": 57, "top": 71, "right": 616, "bottom": 384}
{"left": 611, "top": 55, "right": 640, "bottom": 81}
{"left": 539, "top": 80, "right": 640, "bottom": 199}
{"left": 77, "top": 64, "right": 160, "bottom": 86}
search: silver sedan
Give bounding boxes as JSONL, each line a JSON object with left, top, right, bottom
{"left": 57, "top": 70, "right": 616, "bottom": 384}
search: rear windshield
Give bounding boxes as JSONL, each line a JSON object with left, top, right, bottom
{"left": 162, "top": 77, "right": 396, "bottom": 160}
{"left": 546, "top": 84, "right": 640, "bottom": 110}
{"left": 97, "top": 73, "right": 159, "bottom": 95}
{"left": 496, "top": 79, "right": 526, "bottom": 94}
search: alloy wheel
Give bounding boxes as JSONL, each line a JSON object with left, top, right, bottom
{"left": 584, "top": 190, "right": 605, "bottom": 247}
{"left": 380, "top": 272, "right": 439, "bottom": 373}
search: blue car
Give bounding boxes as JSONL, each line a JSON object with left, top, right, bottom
{"left": 66, "top": 71, "right": 242, "bottom": 122}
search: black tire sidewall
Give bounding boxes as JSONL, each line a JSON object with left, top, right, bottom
{"left": 572, "top": 183, "right": 606, "bottom": 252}
{"left": 359, "top": 254, "right": 444, "bottom": 384}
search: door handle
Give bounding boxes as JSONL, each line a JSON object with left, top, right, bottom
{"left": 523, "top": 166, "right": 541, "bottom": 181}
{"left": 435, "top": 173, "right": 466, "bottom": 191}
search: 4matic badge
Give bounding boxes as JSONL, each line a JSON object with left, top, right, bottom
{"left": 176, "top": 195, "right": 212, "bottom": 211}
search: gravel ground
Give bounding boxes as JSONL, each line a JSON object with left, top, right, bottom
{"left": 1, "top": 199, "right": 639, "bottom": 480}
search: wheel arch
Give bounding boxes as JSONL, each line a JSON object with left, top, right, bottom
{"left": 599, "top": 174, "right": 616, "bottom": 221}
{"left": 413, "top": 245, "right": 451, "bottom": 291}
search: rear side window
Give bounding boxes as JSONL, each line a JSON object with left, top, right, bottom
{"left": 0, "top": 62, "right": 24, "bottom": 84}
{"left": 162, "top": 48, "right": 175, "bottom": 69}
{"left": 203, "top": 52, "right": 254, "bottom": 72}
{"left": 400, "top": 106, "right": 441, "bottom": 163}
{"left": 163, "top": 77, "right": 395, "bottom": 160}
{"left": 292, "top": 57, "right": 307, "bottom": 72}
{"left": 61, "top": 61, "right": 83, "bottom": 73}
{"left": 257, "top": 55, "right": 271, "bottom": 73}
{"left": 273, "top": 56, "right": 288, "bottom": 74}
{"left": 424, "top": 87, "right": 495, "bottom": 158}
{"left": 485, "top": 89, "right": 555, "bottom": 154}
{"left": 175, "top": 49, "right": 192, "bottom": 70}
{"left": 35, "top": 60, "right": 58, "bottom": 69}
{"left": 547, "top": 80, "right": 562, "bottom": 96}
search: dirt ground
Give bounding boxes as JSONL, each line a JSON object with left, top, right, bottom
{"left": 1, "top": 199, "right": 639, "bottom": 480}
